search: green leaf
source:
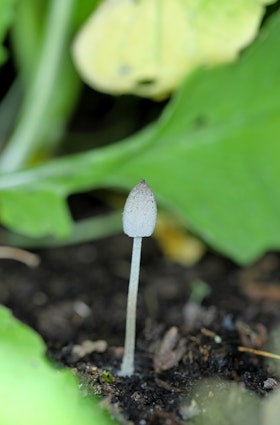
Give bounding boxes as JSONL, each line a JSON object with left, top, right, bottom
{"left": 0, "top": 305, "right": 45, "bottom": 357}
{"left": 0, "top": 306, "right": 118, "bottom": 425}
{"left": 1, "top": 10, "right": 280, "bottom": 263}
{"left": 0, "top": 0, "right": 17, "bottom": 65}
{"left": 0, "top": 187, "right": 73, "bottom": 238}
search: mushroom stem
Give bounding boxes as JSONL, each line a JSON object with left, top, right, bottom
{"left": 119, "top": 236, "right": 142, "bottom": 376}
{"left": 119, "top": 180, "right": 157, "bottom": 376}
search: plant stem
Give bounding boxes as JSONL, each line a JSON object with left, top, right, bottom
{"left": 0, "top": 211, "right": 122, "bottom": 248}
{"left": 119, "top": 236, "right": 142, "bottom": 376}
{"left": 0, "top": 78, "right": 22, "bottom": 148}
{"left": 0, "top": 0, "right": 75, "bottom": 172}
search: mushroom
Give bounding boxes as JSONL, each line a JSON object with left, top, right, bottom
{"left": 119, "top": 180, "right": 157, "bottom": 376}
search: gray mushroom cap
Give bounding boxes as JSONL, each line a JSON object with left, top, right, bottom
{"left": 123, "top": 180, "right": 157, "bottom": 237}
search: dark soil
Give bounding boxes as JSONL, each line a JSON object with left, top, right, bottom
{"left": 1, "top": 234, "right": 280, "bottom": 424}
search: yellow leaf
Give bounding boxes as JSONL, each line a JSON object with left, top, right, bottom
{"left": 72, "top": 0, "right": 273, "bottom": 99}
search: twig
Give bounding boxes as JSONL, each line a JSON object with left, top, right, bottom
{"left": 238, "top": 345, "right": 280, "bottom": 361}
{"left": 0, "top": 246, "right": 40, "bottom": 267}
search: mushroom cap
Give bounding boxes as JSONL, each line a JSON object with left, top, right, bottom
{"left": 123, "top": 180, "right": 157, "bottom": 237}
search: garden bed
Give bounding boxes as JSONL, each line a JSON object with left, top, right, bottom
{"left": 1, "top": 235, "right": 280, "bottom": 424}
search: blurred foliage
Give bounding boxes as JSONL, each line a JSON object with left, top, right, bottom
{"left": 0, "top": 1, "right": 280, "bottom": 264}
{"left": 182, "top": 377, "right": 280, "bottom": 425}
{"left": 0, "top": 0, "right": 17, "bottom": 65}
{"left": 182, "top": 379, "right": 260, "bottom": 424}
{"left": 0, "top": 306, "right": 118, "bottom": 425}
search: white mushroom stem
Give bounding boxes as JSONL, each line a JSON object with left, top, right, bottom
{"left": 119, "top": 236, "right": 142, "bottom": 376}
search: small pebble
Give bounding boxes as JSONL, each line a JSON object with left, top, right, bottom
{"left": 263, "top": 378, "right": 279, "bottom": 390}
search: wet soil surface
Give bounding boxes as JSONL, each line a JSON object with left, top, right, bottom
{"left": 1, "top": 236, "right": 280, "bottom": 424}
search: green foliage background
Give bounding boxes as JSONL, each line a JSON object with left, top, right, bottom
{"left": 0, "top": 0, "right": 280, "bottom": 264}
